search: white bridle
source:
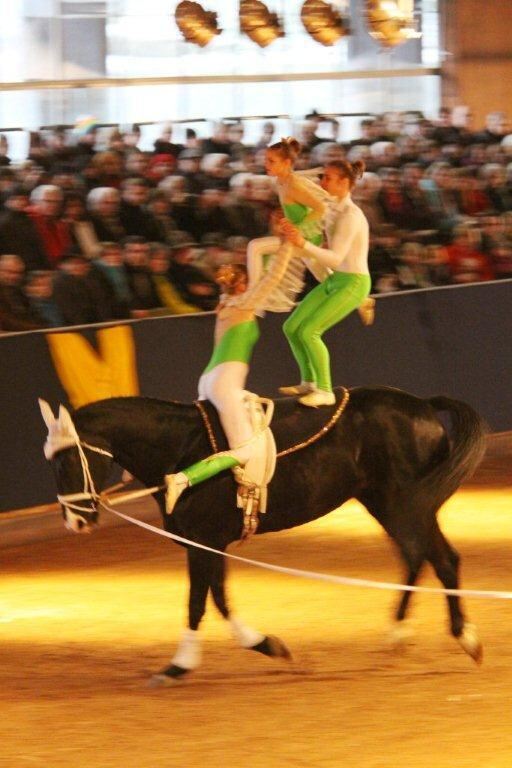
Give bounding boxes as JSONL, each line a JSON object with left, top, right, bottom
{"left": 56, "top": 439, "right": 113, "bottom": 517}
{"left": 39, "top": 399, "right": 113, "bottom": 530}
{"left": 39, "top": 399, "right": 164, "bottom": 532}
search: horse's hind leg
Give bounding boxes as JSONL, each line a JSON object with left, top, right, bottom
{"left": 390, "top": 545, "right": 428, "bottom": 648}
{"left": 361, "top": 497, "right": 427, "bottom": 648}
{"left": 209, "top": 554, "right": 292, "bottom": 663}
{"left": 389, "top": 557, "right": 426, "bottom": 648}
{"left": 428, "top": 522, "right": 482, "bottom": 663}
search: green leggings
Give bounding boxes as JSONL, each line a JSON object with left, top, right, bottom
{"left": 283, "top": 272, "right": 371, "bottom": 392}
{"left": 183, "top": 454, "right": 239, "bottom": 486}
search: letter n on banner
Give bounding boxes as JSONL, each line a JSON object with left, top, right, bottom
{"left": 46, "top": 325, "right": 139, "bottom": 408}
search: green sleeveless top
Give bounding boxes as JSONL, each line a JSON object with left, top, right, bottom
{"left": 203, "top": 319, "right": 260, "bottom": 374}
{"left": 282, "top": 202, "right": 323, "bottom": 247}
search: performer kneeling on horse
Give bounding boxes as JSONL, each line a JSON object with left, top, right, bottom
{"left": 279, "top": 160, "right": 372, "bottom": 408}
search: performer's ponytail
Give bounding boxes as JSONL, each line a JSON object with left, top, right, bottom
{"left": 268, "top": 137, "right": 301, "bottom": 162}
{"left": 350, "top": 160, "right": 366, "bottom": 181}
{"left": 326, "top": 159, "right": 366, "bottom": 189}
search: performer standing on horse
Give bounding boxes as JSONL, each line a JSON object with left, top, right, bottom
{"left": 279, "top": 159, "right": 373, "bottom": 407}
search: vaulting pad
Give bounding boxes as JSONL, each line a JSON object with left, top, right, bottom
{"left": 196, "top": 386, "right": 350, "bottom": 458}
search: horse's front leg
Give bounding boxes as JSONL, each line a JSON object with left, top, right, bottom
{"left": 151, "top": 546, "right": 212, "bottom": 685}
{"left": 209, "top": 550, "right": 293, "bottom": 664}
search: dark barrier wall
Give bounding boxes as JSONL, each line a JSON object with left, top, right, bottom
{"left": 1, "top": 280, "right": 511, "bottom": 512}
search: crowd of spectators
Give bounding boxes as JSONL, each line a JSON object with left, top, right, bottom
{"left": 1, "top": 106, "right": 512, "bottom": 333}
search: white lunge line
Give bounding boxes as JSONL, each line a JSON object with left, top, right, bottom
{"left": 101, "top": 501, "right": 512, "bottom": 601}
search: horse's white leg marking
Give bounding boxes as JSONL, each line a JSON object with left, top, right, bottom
{"left": 230, "top": 616, "right": 265, "bottom": 648}
{"left": 387, "top": 619, "right": 416, "bottom": 650}
{"left": 171, "top": 629, "right": 202, "bottom": 670}
{"left": 457, "top": 623, "right": 483, "bottom": 663}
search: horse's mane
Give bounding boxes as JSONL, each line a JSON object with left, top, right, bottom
{"left": 73, "top": 386, "right": 444, "bottom": 425}
{"left": 74, "top": 396, "right": 198, "bottom": 417}
{"left": 73, "top": 387, "right": 419, "bottom": 425}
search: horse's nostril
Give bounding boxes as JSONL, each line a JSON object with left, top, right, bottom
{"left": 77, "top": 519, "right": 84, "bottom": 530}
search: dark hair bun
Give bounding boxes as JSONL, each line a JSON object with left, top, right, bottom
{"left": 267, "top": 137, "right": 302, "bottom": 162}
{"left": 281, "top": 137, "right": 301, "bottom": 159}
{"left": 351, "top": 160, "right": 366, "bottom": 179}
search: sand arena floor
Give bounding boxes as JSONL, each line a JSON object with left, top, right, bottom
{"left": 2, "top": 442, "right": 512, "bottom": 768}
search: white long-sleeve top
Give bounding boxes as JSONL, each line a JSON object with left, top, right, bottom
{"left": 302, "top": 195, "right": 369, "bottom": 275}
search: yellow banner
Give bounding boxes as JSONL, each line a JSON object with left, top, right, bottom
{"left": 46, "top": 326, "right": 139, "bottom": 408}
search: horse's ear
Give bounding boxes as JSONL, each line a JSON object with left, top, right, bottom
{"left": 58, "top": 404, "right": 78, "bottom": 437}
{"left": 38, "top": 399, "right": 56, "bottom": 430}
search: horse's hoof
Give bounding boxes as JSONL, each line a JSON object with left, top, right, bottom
{"left": 457, "top": 623, "right": 483, "bottom": 665}
{"left": 250, "top": 635, "right": 292, "bottom": 661}
{"left": 148, "top": 665, "right": 191, "bottom": 687}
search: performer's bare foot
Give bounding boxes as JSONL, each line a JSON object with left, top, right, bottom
{"left": 279, "top": 382, "right": 316, "bottom": 396}
{"left": 299, "top": 390, "right": 336, "bottom": 408}
{"left": 358, "top": 297, "right": 375, "bottom": 326}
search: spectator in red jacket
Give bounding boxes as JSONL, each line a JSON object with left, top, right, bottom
{"left": 28, "top": 185, "right": 71, "bottom": 267}
{"left": 445, "top": 223, "right": 494, "bottom": 283}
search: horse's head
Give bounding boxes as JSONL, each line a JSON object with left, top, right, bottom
{"left": 39, "top": 399, "right": 114, "bottom": 533}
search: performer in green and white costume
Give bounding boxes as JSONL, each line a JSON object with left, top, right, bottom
{"left": 238, "top": 138, "right": 336, "bottom": 320}
{"left": 165, "top": 239, "right": 304, "bottom": 514}
{"left": 280, "top": 159, "right": 372, "bottom": 407}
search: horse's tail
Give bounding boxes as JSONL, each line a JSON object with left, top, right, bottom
{"left": 416, "top": 396, "right": 488, "bottom": 510}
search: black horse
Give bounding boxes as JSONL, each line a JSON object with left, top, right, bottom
{"left": 40, "top": 386, "right": 487, "bottom": 683}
